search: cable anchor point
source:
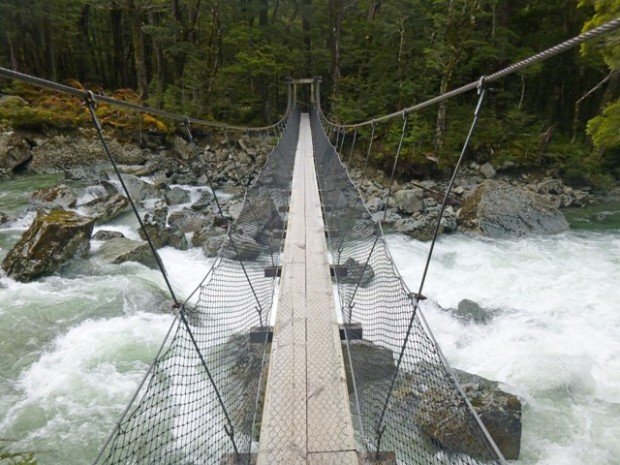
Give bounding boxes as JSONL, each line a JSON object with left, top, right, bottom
{"left": 84, "top": 90, "right": 97, "bottom": 109}
{"left": 477, "top": 75, "right": 487, "bottom": 94}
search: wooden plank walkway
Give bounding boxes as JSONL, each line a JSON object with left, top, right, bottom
{"left": 256, "top": 114, "right": 359, "bottom": 465}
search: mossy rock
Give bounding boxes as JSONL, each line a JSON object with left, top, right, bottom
{"left": 1, "top": 209, "right": 94, "bottom": 282}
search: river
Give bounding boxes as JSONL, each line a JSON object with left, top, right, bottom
{"left": 0, "top": 174, "right": 618, "bottom": 465}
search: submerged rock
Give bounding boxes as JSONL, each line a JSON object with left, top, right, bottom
{"left": 2, "top": 210, "right": 95, "bottom": 281}
{"left": 457, "top": 179, "right": 569, "bottom": 237}
{"left": 448, "top": 299, "right": 496, "bottom": 325}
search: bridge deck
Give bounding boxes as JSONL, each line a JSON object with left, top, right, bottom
{"left": 257, "top": 114, "right": 359, "bottom": 465}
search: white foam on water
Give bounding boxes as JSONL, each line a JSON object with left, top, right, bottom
{"left": 0, "top": 312, "right": 172, "bottom": 465}
{"left": 157, "top": 246, "right": 217, "bottom": 304}
{"left": 385, "top": 231, "right": 620, "bottom": 464}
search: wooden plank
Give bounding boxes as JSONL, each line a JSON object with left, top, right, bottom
{"left": 257, "top": 114, "right": 359, "bottom": 465}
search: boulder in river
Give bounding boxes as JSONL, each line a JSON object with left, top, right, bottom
{"left": 122, "top": 174, "right": 162, "bottom": 202}
{"left": 453, "top": 369, "right": 522, "bottom": 460}
{"left": 93, "top": 237, "right": 158, "bottom": 269}
{"left": 2, "top": 210, "right": 95, "bottom": 282}
{"left": 448, "top": 299, "right": 496, "bottom": 325}
{"left": 164, "top": 186, "right": 190, "bottom": 205}
{"left": 457, "top": 179, "right": 569, "bottom": 237}
{"left": 81, "top": 193, "right": 129, "bottom": 222}
{"left": 92, "top": 230, "right": 126, "bottom": 241}
{"left": 344, "top": 340, "right": 521, "bottom": 461}
{"left": 30, "top": 184, "right": 77, "bottom": 210}
{"left": 168, "top": 210, "right": 206, "bottom": 233}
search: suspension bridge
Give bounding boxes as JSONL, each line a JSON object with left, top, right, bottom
{"left": 0, "top": 17, "right": 618, "bottom": 465}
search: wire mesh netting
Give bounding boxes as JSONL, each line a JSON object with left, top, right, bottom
{"left": 310, "top": 108, "right": 505, "bottom": 465}
{"left": 94, "top": 109, "right": 301, "bottom": 465}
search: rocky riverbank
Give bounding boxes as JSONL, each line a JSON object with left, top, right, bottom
{"left": 0, "top": 128, "right": 272, "bottom": 281}
{"left": 0, "top": 125, "right": 605, "bottom": 281}
{"left": 350, "top": 160, "right": 596, "bottom": 240}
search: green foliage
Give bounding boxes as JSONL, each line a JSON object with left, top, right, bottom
{"left": 587, "top": 99, "right": 620, "bottom": 149}
{"left": 0, "top": 0, "right": 618, "bottom": 183}
{"left": 0, "top": 82, "right": 172, "bottom": 133}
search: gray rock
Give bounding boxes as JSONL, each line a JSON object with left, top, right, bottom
{"left": 344, "top": 340, "right": 521, "bottom": 460}
{"left": 122, "top": 174, "right": 162, "bottom": 201}
{"left": 454, "top": 369, "right": 522, "bottom": 460}
{"left": 479, "top": 162, "right": 496, "bottom": 179}
{"left": 81, "top": 193, "right": 129, "bottom": 222}
{"left": 537, "top": 179, "right": 563, "bottom": 196}
{"left": 0, "top": 211, "right": 10, "bottom": 225}
{"left": 30, "top": 184, "right": 77, "bottom": 210}
{"left": 394, "top": 210, "right": 456, "bottom": 241}
{"left": 0, "top": 132, "right": 31, "bottom": 172}
{"left": 94, "top": 237, "right": 158, "bottom": 269}
{"left": 395, "top": 188, "right": 424, "bottom": 214}
{"left": 453, "top": 186, "right": 465, "bottom": 196}
{"left": 168, "top": 210, "right": 206, "bottom": 233}
{"left": 64, "top": 164, "right": 108, "bottom": 182}
{"left": 164, "top": 186, "right": 190, "bottom": 205}
{"left": 170, "top": 170, "right": 197, "bottom": 185}
{"left": 335, "top": 257, "right": 375, "bottom": 287}
{"left": 191, "top": 190, "right": 215, "bottom": 211}
{"left": 457, "top": 180, "right": 569, "bottom": 237}
{"left": 200, "top": 232, "right": 228, "bottom": 257}
{"left": 423, "top": 197, "right": 438, "bottom": 209}
{"left": 92, "top": 230, "right": 125, "bottom": 241}
{"left": 168, "top": 228, "right": 189, "bottom": 251}
{"left": 450, "top": 299, "right": 495, "bottom": 324}
{"left": 365, "top": 197, "right": 384, "bottom": 212}
{"left": 221, "top": 233, "right": 261, "bottom": 261}
{"left": 2, "top": 210, "right": 95, "bottom": 282}
{"left": 227, "top": 200, "right": 244, "bottom": 220}
{"left": 139, "top": 221, "right": 169, "bottom": 249}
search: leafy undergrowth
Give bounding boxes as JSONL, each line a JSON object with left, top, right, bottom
{"left": 0, "top": 80, "right": 173, "bottom": 134}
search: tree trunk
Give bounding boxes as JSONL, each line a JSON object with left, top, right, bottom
{"left": 6, "top": 32, "right": 18, "bottom": 70}
{"left": 259, "top": 0, "right": 269, "bottom": 27}
{"left": 302, "top": 0, "right": 312, "bottom": 74}
{"left": 110, "top": 7, "right": 125, "bottom": 88}
{"left": 434, "top": 61, "right": 454, "bottom": 154}
{"left": 328, "top": 0, "right": 343, "bottom": 95}
{"left": 127, "top": 0, "right": 148, "bottom": 98}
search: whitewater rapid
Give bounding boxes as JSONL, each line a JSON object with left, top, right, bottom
{"left": 387, "top": 231, "right": 620, "bottom": 465}
{"left": 0, "top": 174, "right": 618, "bottom": 464}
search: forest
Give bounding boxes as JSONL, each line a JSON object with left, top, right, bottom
{"left": 0, "top": 0, "right": 618, "bottom": 184}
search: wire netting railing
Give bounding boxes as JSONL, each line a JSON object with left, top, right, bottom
{"left": 94, "top": 108, "right": 301, "bottom": 465}
{"left": 310, "top": 108, "right": 505, "bottom": 465}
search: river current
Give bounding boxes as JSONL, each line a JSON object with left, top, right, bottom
{"left": 0, "top": 174, "right": 618, "bottom": 464}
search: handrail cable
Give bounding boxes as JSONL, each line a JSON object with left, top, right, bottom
{"left": 320, "top": 17, "right": 620, "bottom": 128}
